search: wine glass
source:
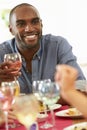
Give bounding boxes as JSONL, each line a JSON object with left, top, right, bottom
{"left": 39, "top": 81, "right": 60, "bottom": 129}
{"left": 13, "top": 94, "right": 39, "bottom": 130}
{"left": 32, "top": 79, "right": 51, "bottom": 103}
{"left": 4, "top": 52, "right": 22, "bottom": 71}
{"left": 0, "top": 81, "right": 15, "bottom": 130}
{"left": 9, "top": 80, "right": 20, "bottom": 97}
{"left": 33, "top": 80, "right": 48, "bottom": 115}
{"left": 4, "top": 53, "right": 22, "bottom": 91}
{"left": 32, "top": 79, "right": 53, "bottom": 129}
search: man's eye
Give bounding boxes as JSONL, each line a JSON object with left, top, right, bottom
{"left": 32, "top": 19, "right": 40, "bottom": 25}
{"left": 16, "top": 22, "right": 25, "bottom": 27}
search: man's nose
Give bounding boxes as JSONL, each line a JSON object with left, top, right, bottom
{"left": 25, "top": 24, "right": 33, "bottom": 32}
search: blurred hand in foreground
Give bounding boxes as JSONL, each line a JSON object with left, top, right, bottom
{"left": 54, "top": 64, "right": 78, "bottom": 92}
{"left": 0, "top": 109, "right": 17, "bottom": 126}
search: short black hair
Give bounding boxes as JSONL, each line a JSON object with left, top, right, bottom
{"left": 9, "top": 3, "right": 38, "bottom": 23}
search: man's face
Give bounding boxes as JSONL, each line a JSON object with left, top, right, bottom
{"left": 9, "top": 5, "right": 42, "bottom": 49}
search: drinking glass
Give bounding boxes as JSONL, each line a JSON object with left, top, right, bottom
{"left": 4, "top": 53, "right": 22, "bottom": 90}
{"left": 33, "top": 80, "right": 48, "bottom": 115}
{"left": 4, "top": 52, "right": 22, "bottom": 71}
{"left": 9, "top": 80, "right": 20, "bottom": 97}
{"left": 0, "top": 82, "right": 15, "bottom": 130}
{"left": 32, "top": 79, "right": 51, "bottom": 103}
{"left": 32, "top": 79, "right": 53, "bottom": 129}
{"left": 39, "top": 81, "right": 60, "bottom": 129}
{"left": 13, "top": 94, "right": 39, "bottom": 130}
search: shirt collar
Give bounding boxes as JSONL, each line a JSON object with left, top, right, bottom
{"left": 33, "top": 39, "right": 42, "bottom": 60}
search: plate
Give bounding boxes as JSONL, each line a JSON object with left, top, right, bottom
{"left": 64, "top": 122, "right": 87, "bottom": 130}
{"left": 39, "top": 104, "right": 62, "bottom": 113}
{"left": 37, "top": 113, "right": 48, "bottom": 122}
{"left": 46, "top": 104, "right": 62, "bottom": 111}
{"left": 55, "top": 108, "right": 83, "bottom": 118}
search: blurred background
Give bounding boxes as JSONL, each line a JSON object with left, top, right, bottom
{"left": 0, "top": 0, "right": 87, "bottom": 78}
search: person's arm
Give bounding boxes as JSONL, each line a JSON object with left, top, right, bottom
{"left": 55, "top": 64, "right": 87, "bottom": 118}
{"left": 0, "top": 110, "right": 5, "bottom": 126}
{"left": 62, "top": 88, "right": 87, "bottom": 118}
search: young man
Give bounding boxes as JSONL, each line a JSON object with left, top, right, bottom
{"left": 0, "top": 3, "right": 85, "bottom": 94}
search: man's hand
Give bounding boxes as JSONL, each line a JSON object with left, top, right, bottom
{"left": 0, "top": 62, "right": 21, "bottom": 83}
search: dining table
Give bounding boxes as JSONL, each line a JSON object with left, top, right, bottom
{"left": 0, "top": 105, "right": 87, "bottom": 130}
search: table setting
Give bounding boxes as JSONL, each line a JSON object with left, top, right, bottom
{"left": 0, "top": 104, "right": 87, "bottom": 130}
{"left": 0, "top": 57, "right": 87, "bottom": 130}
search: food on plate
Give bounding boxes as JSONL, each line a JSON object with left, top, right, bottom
{"left": 65, "top": 108, "right": 82, "bottom": 116}
{"left": 71, "top": 126, "right": 87, "bottom": 130}
{"left": 64, "top": 122, "right": 87, "bottom": 130}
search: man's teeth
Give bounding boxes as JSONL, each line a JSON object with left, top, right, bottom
{"left": 25, "top": 35, "right": 36, "bottom": 38}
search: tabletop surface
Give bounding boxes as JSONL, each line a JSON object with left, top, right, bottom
{"left": 0, "top": 105, "right": 87, "bottom": 130}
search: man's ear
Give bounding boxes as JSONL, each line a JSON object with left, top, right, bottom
{"left": 41, "top": 23, "right": 43, "bottom": 28}
{"left": 40, "top": 19, "right": 43, "bottom": 27}
{"left": 9, "top": 25, "right": 14, "bottom": 35}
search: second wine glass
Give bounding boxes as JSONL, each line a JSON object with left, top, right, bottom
{"left": 32, "top": 79, "right": 53, "bottom": 129}
{"left": 0, "top": 81, "right": 15, "bottom": 130}
{"left": 39, "top": 81, "right": 60, "bottom": 129}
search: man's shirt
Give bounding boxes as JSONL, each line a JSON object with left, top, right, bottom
{"left": 0, "top": 34, "right": 85, "bottom": 93}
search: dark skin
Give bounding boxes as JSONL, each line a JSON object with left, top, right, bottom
{"left": 0, "top": 5, "right": 42, "bottom": 82}
{"left": 0, "top": 62, "right": 21, "bottom": 83}
{"left": 9, "top": 5, "right": 43, "bottom": 73}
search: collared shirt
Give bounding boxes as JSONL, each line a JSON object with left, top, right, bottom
{"left": 0, "top": 34, "right": 86, "bottom": 93}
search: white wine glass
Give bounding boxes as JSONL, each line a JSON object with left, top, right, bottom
{"left": 33, "top": 80, "right": 48, "bottom": 115}
{"left": 0, "top": 82, "right": 15, "bottom": 130}
{"left": 32, "top": 79, "right": 51, "bottom": 103}
{"left": 39, "top": 81, "right": 60, "bottom": 129}
{"left": 9, "top": 80, "right": 20, "bottom": 97}
{"left": 32, "top": 79, "right": 53, "bottom": 129}
{"left": 13, "top": 94, "right": 39, "bottom": 130}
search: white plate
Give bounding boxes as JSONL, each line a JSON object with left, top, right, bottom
{"left": 64, "top": 122, "right": 87, "bottom": 130}
{"left": 37, "top": 113, "right": 48, "bottom": 122}
{"left": 49, "top": 104, "right": 62, "bottom": 110}
{"left": 40, "top": 104, "right": 62, "bottom": 113}
{"left": 55, "top": 108, "right": 83, "bottom": 118}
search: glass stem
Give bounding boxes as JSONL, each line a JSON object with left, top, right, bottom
{"left": 4, "top": 111, "right": 9, "bottom": 130}
{"left": 14, "top": 77, "right": 17, "bottom": 84}
{"left": 43, "top": 102, "right": 48, "bottom": 115}
{"left": 50, "top": 108, "right": 55, "bottom": 127}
